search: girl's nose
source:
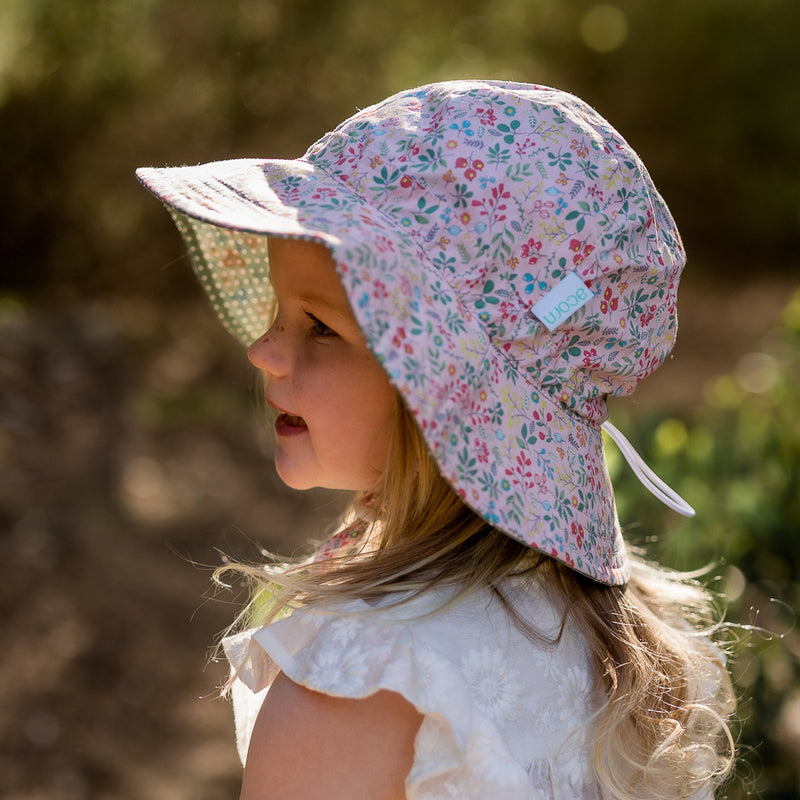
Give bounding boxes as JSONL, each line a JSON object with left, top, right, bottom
{"left": 247, "top": 326, "right": 289, "bottom": 377}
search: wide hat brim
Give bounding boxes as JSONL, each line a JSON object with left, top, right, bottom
{"left": 137, "top": 155, "right": 628, "bottom": 585}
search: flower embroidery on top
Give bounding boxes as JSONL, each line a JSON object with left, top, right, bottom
{"left": 550, "top": 664, "right": 592, "bottom": 732}
{"left": 407, "top": 645, "right": 457, "bottom": 709}
{"left": 461, "top": 646, "right": 524, "bottom": 724}
{"left": 298, "top": 629, "right": 370, "bottom": 695}
{"left": 326, "top": 615, "right": 365, "bottom": 647}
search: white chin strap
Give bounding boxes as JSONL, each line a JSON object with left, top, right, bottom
{"left": 601, "top": 421, "right": 696, "bottom": 518}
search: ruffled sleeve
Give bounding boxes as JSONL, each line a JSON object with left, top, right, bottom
{"left": 222, "top": 586, "right": 601, "bottom": 799}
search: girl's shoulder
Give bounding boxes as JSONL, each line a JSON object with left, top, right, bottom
{"left": 224, "top": 577, "right": 603, "bottom": 798}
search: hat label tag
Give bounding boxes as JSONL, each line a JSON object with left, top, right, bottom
{"left": 531, "top": 272, "right": 595, "bottom": 332}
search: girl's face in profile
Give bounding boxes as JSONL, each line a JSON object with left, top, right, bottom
{"left": 247, "top": 238, "right": 396, "bottom": 493}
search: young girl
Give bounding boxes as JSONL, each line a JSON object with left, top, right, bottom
{"left": 138, "top": 80, "right": 735, "bottom": 799}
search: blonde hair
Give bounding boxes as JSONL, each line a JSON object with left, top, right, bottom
{"left": 219, "top": 396, "right": 736, "bottom": 798}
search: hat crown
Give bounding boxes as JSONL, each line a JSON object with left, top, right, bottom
{"left": 304, "top": 80, "right": 684, "bottom": 420}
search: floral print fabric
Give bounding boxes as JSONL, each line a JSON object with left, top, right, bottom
{"left": 137, "top": 80, "right": 686, "bottom": 583}
{"left": 222, "top": 580, "right": 605, "bottom": 799}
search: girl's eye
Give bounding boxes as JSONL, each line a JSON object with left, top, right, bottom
{"left": 305, "top": 311, "right": 337, "bottom": 338}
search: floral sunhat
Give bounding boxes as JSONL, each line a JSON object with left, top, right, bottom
{"left": 138, "top": 80, "right": 690, "bottom": 585}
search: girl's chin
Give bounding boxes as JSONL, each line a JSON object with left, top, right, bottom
{"left": 274, "top": 464, "right": 317, "bottom": 492}
{"left": 274, "top": 461, "right": 378, "bottom": 493}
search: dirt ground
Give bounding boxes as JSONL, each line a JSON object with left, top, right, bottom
{"left": 0, "top": 276, "right": 792, "bottom": 799}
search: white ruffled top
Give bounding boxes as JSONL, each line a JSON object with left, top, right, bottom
{"left": 221, "top": 576, "right": 620, "bottom": 799}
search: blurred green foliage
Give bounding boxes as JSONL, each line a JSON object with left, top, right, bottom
{"left": 608, "top": 289, "right": 800, "bottom": 797}
{"left": 2, "top": 0, "right": 799, "bottom": 298}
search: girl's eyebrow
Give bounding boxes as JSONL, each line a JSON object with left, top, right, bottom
{"left": 297, "top": 291, "right": 359, "bottom": 329}
{"left": 298, "top": 290, "right": 347, "bottom": 314}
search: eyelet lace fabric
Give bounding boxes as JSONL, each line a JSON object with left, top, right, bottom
{"left": 223, "top": 578, "right": 613, "bottom": 799}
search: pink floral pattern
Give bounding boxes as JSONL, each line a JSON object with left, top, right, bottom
{"left": 137, "top": 80, "right": 686, "bottom": 584}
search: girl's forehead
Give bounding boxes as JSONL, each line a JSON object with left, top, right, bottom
{"left": 267, "top": 238, "right": 356, "bottom": 316}
{"left": 267, "top": 238, "right": 336, "bottom": 289}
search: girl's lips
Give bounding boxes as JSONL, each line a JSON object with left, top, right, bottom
{"left": 275, "top": 412, "right": 308, "bottom": 437}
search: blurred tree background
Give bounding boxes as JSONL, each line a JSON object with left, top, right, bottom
{"left": 0, "top": 0, "right": 797, "bottom": 797}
